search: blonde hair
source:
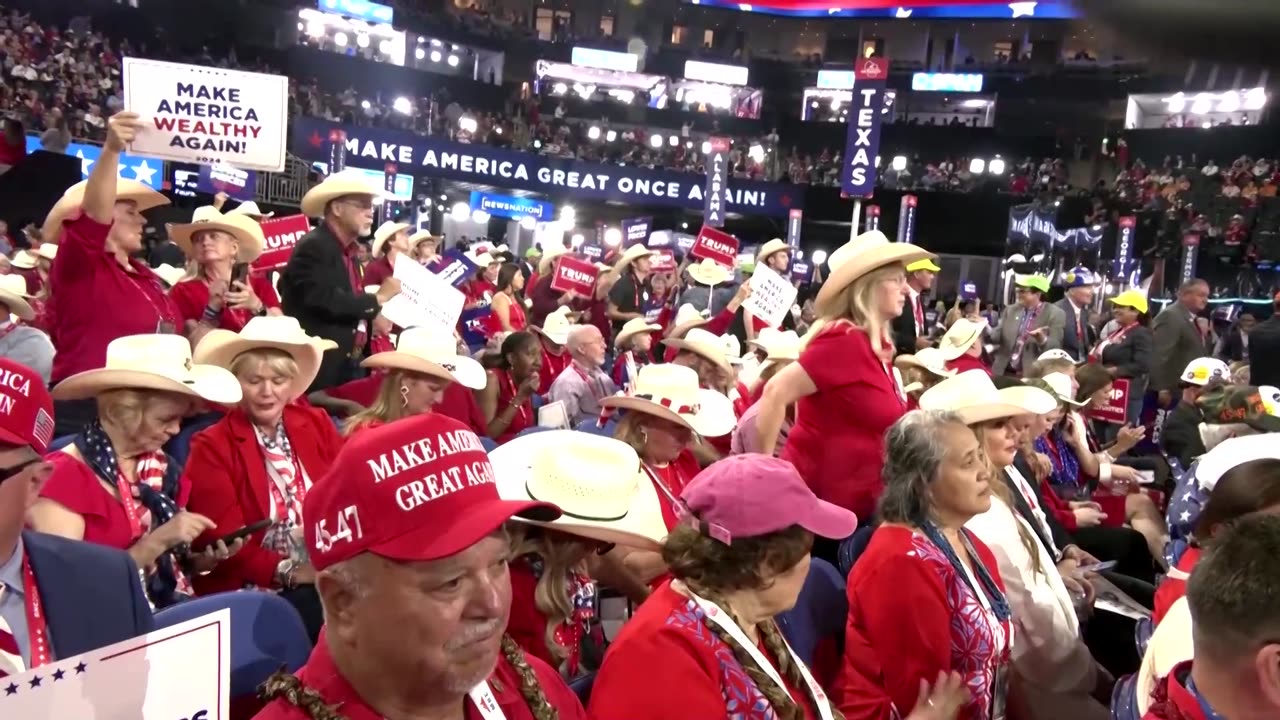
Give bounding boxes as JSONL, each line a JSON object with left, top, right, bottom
{"left": 507, "top": 524, "right": 594, "bottom": 674}
{"left": 345, "top": 370, "right": 413, "bottom": 435}
{"left": 96, "top": 388, "right": 193, "bottom": 438}
{"left": 1024, "top": 358, "right": 1074, "bottom": 380}
{"left": 971, "top": 421, "right": 1045, "bottom": 577}
{"left": 803, "top": 263, "right": 903, "bottom": 353}
{"left": 229, "top": 349, "right": 298, "bottom": 381}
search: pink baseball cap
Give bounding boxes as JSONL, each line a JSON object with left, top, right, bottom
{"left": 303, "top": 414, "right": 560, "bottom": 571}
{"left": 0, "top": 359, "right": 54, "bottom": 454}
{"left": 680, "top": 454, "right": 857, "bottom": 543}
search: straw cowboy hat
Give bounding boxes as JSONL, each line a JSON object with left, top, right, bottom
{"left": 361, "top": 326, "right": 487, "bottom": 390}
{"left": 533, "top": 306, "right": 575, "bottom": 346}
{"left": 152, "top": 263, "right": 188, "bottom": 287}
{"left": 665, "top": 327, "right": 734, "bottom": 376}
{"left": 226, "top": 201, "right": 274, "bottom": 220}
{"left": 600, "top": 363, "right": 735, "bottom": 438}
{"left": 300, "top": 169, "right": 387, "bottom": 218}
{"left": 0, "top": 274, "right": 35, "bottom": 321}
{"left": 193, "top": 316, "right": 327, "bottom": 400}
{"left": 687, "top": 258, "right": 733, "bottom": 286}
{"left": 920, "top": 369, "right": 1056, "bottom": 425}
{"left": 613, "top": 243, "right": 653, "bottom": 271}
{"left": 667, "top": 303, "right": 710, "bottom": 339}
{"left": 937, "top": 317, "right": 988, "bottom": 361}
{"left": 167, "top": 206, "right": 267, "bottom": 263}
{"left": 10, "top": 250, "right": 37, "bottom": 270}
{"left": 35, "top": 243, "right": 57, "bottom": 262}
{"left": 52, "top": 334, "right": 242, "bottom": 404}
{"left": 490, "top": 430, "right": 668, "bottom": 551}
{"left": 756, "top": 238, "right": 790, "bottom": 263}
{"left": 747, "top": 327, "right": 802, "bottom": 362}
{"left": 722, "top": 334, "right": 746, "bottom": 366}
{"left": 815, "top": 230, "right": 935, "bottom": 316}
{"left": 371, "top": 221, "right": 411, "bottom": 257}
{"left": 409, "top": 229, "right": 440, "bottom": 249}
{"left": 538, "top": 244, "right": 572, "bottom": 275}
{"left": 1110, "top": 289, "right": 1150, "bottom": 315}
{"left": 615, "top": 317, "right": 661, "bottom": 348}
{"left": 1037, "top": 372, "right": 1086, "bottom": 407}
{"left": 42, "top": 177, "right": 169, "bottom": 243}
{"left": 894, "top": 347, "right": 956, "bottom": 379}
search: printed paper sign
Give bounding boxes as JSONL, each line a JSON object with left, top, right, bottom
{"left": 0, "top": 610, "right": 229, "bottom": 719}
{"left": 384, "top": 254, "right": 466, "bottom": 332}
{"left": 538, "top": 400, "right": 570, "bottom": 429}
{"left": 621, "top": 217, "right": 652, "bottom": 247}
{"left": 253, "top": 214, "right": 311, "bottom": 270}
{"left": 743, "top": 265, "right": 799, "bottom": 329}
{"left": 429, "top": 249, "right": 480, "bottom": 289}
{"left": 123, "top": 57, "right": 290, "bottom": 172}
{"left": 459, "top": 306, "right": 492, "bottom": 349}
{"left": 690, "top": 226, "right": 739, "bottom": 269}
{"left": 200, "top": 164, "right": 256, "bottom": 201}
{"left": 550, "top": 256, "right": 600, "bottom": 296}
{"left": 580, "top": 244, "right": 605, "bottom": 262}
{"left": 789, "top": 260, "right": 812, "bottom": 282}
{"left": 1089, "top": 378, "right": 1130, "bottom": 425}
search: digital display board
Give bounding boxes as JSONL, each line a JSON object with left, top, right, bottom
{"left": 685, "top": 0, "right": 1076, "bottom": 19}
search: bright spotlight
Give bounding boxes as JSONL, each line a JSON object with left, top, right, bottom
{"left": 471, "top": 209, "right": 491, "bottom": 224}
{"left": 668, "top": 135, "right": 679, "bottom": 147}
{"left": 458, "top": 116, "right": 478, "bottom": 133}
{"left": 519, "top": 216, "right": 537, "bottom": 231}
{"left": 333, "top": 32, "right": 348, "bottom": 47}
{"left": 969, "top": 158, "right": 986, "bottom": 174}
{"left": 989, "top": 157, "right": 1006, "bottom": 175}
{"left": 570, "top": 233, "right": 585, "bottom": 247}
{"left": 748, "top": 144, "right": 764, "bottom": 162}
{"left": 450, "top": 202, "right": 470, "bottom": 221}
{"left": 701, "top": 141, "right": 712, "bottom": 154}
{"left": 447, "top": 54, "right": 460, "bottom": 67}
{"left": 812, "top": 250, "right": 828, "bottom": 265}
{"left": 588, "top": 126, "right": 601, "bottom": 140}
{"left": 552, "top": 82, "right": 568, "bottom": 95}
{"left": 1218, "top": 91, "right": 1241, "bottom": 114}
{"left": 1165, "top": 92, "right": 1186, "bottom": 113}
{"left": 360, "top": 99, "right": 371, "bottom": 110}
{"left": 891, "top": 156, "right": 908, "bottom": 171}
{"left": 356, "top": 34, "right": 370, "bottom": 48}
{"left": 415, "top": 47, "right": 425, "bottom": 60}
{"left": 429, "top": 49, "right": 442, "bottom": 62}
{"left": 560, "top": 206, "right": 576, "bottom": 223}
{"left": 1244, "top": 87, "right": 1268, "bottom": 110}
{"left": 306, "top": 20, "right": 325, "bottom": 37}
{"left": 606, "top": 130, "right": 617, "bottom": 142}
{"left": 378, "top": 39, "right": 393, "bottom": 55}
{"left": 1190, "top": 93, "right": 1213, "bottom": 115}
{"left": 604, "top": 228, "right": 623, "bottom": 246}
{"left": 649, "top": 134, "right": 663, "bottom": 149}
{"left": 392, "top": 96, "right": 412, "bottom": 115}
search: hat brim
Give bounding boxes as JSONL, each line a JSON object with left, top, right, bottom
{"left": 167, "top": 220, "right": 265, "bottom": 263}
{"left": 757, "top": 240, "right": 791, "bottom": 262}
{"left": 908, "top": 260, "right": 942, "bottom": 273}
{"left": 666, "top": 316, "right": 710, "bottom": 340}
{"left": 795, "top": 494, "right": 858, "bottom": 540}
{"left": 954, "top": 402, "right": 1042, "bottom": 425}
{"left": 688, "top": 266, "right": 732, "bottom": 285}
{"left": 531, "top": 324, "right": 572, "bottom": 346}
{"left": 815, "top": 244, "right": 935, "bottom": 316}
{"left": 10, "top": 255, "right": 37, "bottom": 270}
{"left": 374, "top": 497, "right": 561, "bottom": 564}
{"left": 938, "top": 332, "right": 982, "bottom": 361}
{"left": 300, "top": 182, "right": 387, "bottom": 218}
{"left": 0, "top": 289, "right": 35, "bottom": 321}
{"left": 663, "top": 338, "right": 733, "bottom": 376}
{"left": 372, "top": 224, "right": 410, "bottom": 257}
{"left": 615, "top": 247, "right": 653, "bottom": 270}
{"left": 615, "top": 323, "right": 661, "bottom": 348}
{"left": 42, "top": 180, "right": 170, "bottom": 243}
{"left": 361, "top": 351, "right": 487, "bottom": 390}
{"left": 894, "top": 354, "right": 955, "bottom": 378}
{"left": 600, "top": 389, "right": 735, "bottom": 438}
{"left": 51, "top": 365, "right": 242, "bottom": 404}
{"left": 194, "top": 333, "right": 323, "bottom": 402}
{"left": 538, "top": 249, "right": 571, "bottom": 275}
{"left": 490, "top": 434, "right": 668, "bottom": 551}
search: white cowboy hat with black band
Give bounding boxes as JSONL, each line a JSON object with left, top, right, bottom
{"left": 361, "top": 326, "right": 486, "bottom": 390}
{"left": 600, "top": 363, "right": 735, "bottom": 438}
{"left": 664, "top": 327, "right": 734, "bottom": 376}
{"left": 43, "top": 178, "right": 169, "bottom": 243}
{"left": 815, "top": 230, "right": 935, "bottom": 316}
{"left": 532, "top": 306, "right": 575, "bottom": 346}
{"left": 226, "top": 201, "right": 274, "bottom": 220}
{"left": 371, "top": 221, "right": 411, "bottom": 258}
{"left": 920, "top": 369, "right": 1057, "bottom": 425}
{"left": 167, "top": 206, "right": 267, "bottom": 263}
{"left": 193, "top": 315, "right": 328, "bottom": 401}
{"left": 491, "top": 431, "right": 668, "bottom": 551}
{"left": 300, "top": 169, "right": 387, "bottom": 218}
{"left": 0, "top": 274, "right": 35, "bottom": 321}
{"left": 613, "top": 243, "right": 653, "bottom": 271}
{"left": 687, "top": 258, "right": 732, "bottom": 286}
{"left": 937, "top": 317, "right": 988, "bottom": 361}
{"left": 52, "top": 334, "right": 242, "bottom": 404}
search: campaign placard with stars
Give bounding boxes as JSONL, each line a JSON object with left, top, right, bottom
{"left": 0, "top": 609, "right": 228, "bottom": 719}
{"left": 24, "top": 135, "right": 164, "bottom": 190}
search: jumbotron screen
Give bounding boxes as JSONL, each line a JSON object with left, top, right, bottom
{"left": 685, "top": 0, "right": 1077, "bottom": 19}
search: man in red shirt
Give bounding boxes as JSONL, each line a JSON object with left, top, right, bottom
{"left": 253, "top": 414, "right": 587, "bottom": 720}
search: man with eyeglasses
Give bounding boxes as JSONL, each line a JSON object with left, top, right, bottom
{"left": 0, "top": 358, "right": 153, "bottom": 679}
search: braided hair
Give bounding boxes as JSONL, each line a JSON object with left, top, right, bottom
{"left": 258, "top": 635, "right": 562, "bottom": 720}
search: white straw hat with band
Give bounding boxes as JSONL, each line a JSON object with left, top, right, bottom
{"left": 193, "top": 315, "right": 328, "bottom": 401}
{"left": 814, "top": 230, "right": 935, "bottom": 316}
{"left": 0, "top": 275, "right": 35, "bottom": 321}
{"left": 919, "top": 369, "right": 1057, "bottom": 425}
{"left": 167, "top": 206, "right": 267, "bottom": 263}
{"left": 361, "top": 326, "right": 487, "bottom": 390}
{"left": 300, "top": 169, "right": 387, "bottom": 218}
{"left": 599, "top": 364, "right": 735, "bottom": 438}
{"left": 53, "top": 334, "right": 242, "bottom": 404}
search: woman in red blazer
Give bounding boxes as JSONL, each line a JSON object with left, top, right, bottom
{"left": 185, "top": 316, "right": 343, "bottom": 640}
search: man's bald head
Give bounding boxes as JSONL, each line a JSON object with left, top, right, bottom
{"left": 567, "top": 325, "right": 606, "bottom": 366}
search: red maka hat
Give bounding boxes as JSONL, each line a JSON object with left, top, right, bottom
{"left": 0, "top": 359, "right": 54, "bottom": 453}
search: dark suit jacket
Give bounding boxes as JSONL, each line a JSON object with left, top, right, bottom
{"left": 278, "top": 223, "right": 381, "bottom": 390}
{"left": 24, "top": 530, "right": 154, "bottom": 660}
{"left": 892, "top": 292, "right": 927, "bottom": 356}
{"left": 1151, "top": 304, "right": 1212, "bottom": 392}
{"left": 1250, "top": 317, "right": 1280, "bottom": 388}
{"left": 1219, "top": 329, "right": 1247, "bottom": 363}
{"left": 1055, "top": 298, "right": 1096, "bottom": 362}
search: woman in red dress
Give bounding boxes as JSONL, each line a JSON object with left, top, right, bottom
{"left": 484, "top": 263, "right": 528, "bottom": 336}
{"left": 756, "top": 231, "right": 934, "bottom": 543}
{"left": 477, "top": 330, "right": 542, "bottom": 444}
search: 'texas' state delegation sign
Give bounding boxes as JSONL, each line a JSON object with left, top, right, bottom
{"left": 840, "top": 57, "right": 889, "bottom": 198}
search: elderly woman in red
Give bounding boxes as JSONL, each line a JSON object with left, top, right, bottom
{"left": 589, "top": 453, "right": 969, "bottom": 720}
{"left": 42, "top": 112, "right": 180, "bottom": 436}
{"left": 183, "top": 316, "right": 342, "bottom": 638}
{"left": 756, "top": 231, "right": 934, "bottom": 553}
{"left": 167, "top": 206, "right": 279, "bottom": 346}
{"left": 836, "top": 410, "right": 1013, "bottom": 720}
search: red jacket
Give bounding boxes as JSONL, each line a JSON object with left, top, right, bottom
{"left": 1142, "top": 662, "right": 1211, "bottom": 720}
{"left": 1038, "top": 477, "right": 1079, "bottom": 532}
{"left": 184, "top": 404, "right": 345, "bottom": 594}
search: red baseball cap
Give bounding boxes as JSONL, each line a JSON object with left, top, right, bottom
{"left": 303, "top": 414, "right": 560, "bottom": 570}
{"left": 0, "top": 359, "right": 54, "bottom": 454}
{"left": 681, "top": 454, "right": 857, "bottom": 543}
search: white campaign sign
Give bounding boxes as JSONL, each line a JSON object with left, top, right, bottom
{"left": 742, "top": 265, "right": 798, "bottom": 330}
{"left": 0, "top": 609, "right": 230, "bottom": 719}
{"left": 383, "top": 254, "right": 466, "bottom": 332}
{"left": 123, "top": 57, "right": 290, "bottom": 172}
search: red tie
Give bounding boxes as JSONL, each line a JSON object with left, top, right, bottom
{"left": 0, "top": 623, "right": 22, "bottom": 678}
{"left": 914, "top": 298, "right": 924, "bottom": 334}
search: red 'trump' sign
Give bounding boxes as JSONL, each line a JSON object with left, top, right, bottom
{"left": 549, "top": 255, "right": 600, "bottom": 296}
{"left": 253, "top": 214, "right": 311, "bottom": 271}
{"left": 1089, "top": 378, "right": 1131, "bottom": 425}
{"left": 690, "top": 226, "right": 739, "bottom": 269}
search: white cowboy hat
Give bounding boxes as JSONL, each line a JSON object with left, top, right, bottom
{"left": 664, "top": 327, "right": 734, "bottom": 376}
{"left": 722, "top": 334, "right": 745, "bottom": 365}
{"left": 42, "top": 178, "right": 169, "bottom": 242}
{"left": 937, "top": 317, "right": 988, "bottom": 361}
{"left": 747, "top": 327, "right": 802, "bottom": 362}
{"left": 0, "top": 274, "right": 34, "bottom": 321}
{"left": 615, "top": 317, "right": 660, "bottom": 348}
{"left": 467, "top": 248, "right": 497, "bottom": 267}
{"left": 532, "top": 306, "right": 575, "bottom": 346}
{"left": 600, "top": 363, "right": 735, "bottom": 438}
{"left": 919, "top": 369, "right": 1056, "bottom": 425}
{"left": 9, "top": 251, "right": 36, "bottom": 270}
{"left": 613, "top": 243, "right": 653, "bottom": 271}
{"left": 538, "top": 244, "right": 572, "bottom": 275}
{"left": 193, "top": 316, "right": 326, "bottom": 401}
{"left": 1135, "top": 597, "right": 1192, "bottom": 716}
{"left": 1194, "top": 433, "right": 1280, "bottom": 493}
{"left": 152, "top": 263, "right": 188, "bottom": 287}
{"left": 894, "top": 347, "right": 956, "bottom": 379}
{"left": 491, "top": 431, "right": 668, "bottom": 551}
{"left": 35, "top": 243, "right": 57, "bottom": 262}
{"left": 409, "top": 230, "right": 441, "bottom": 248}
{"left": 167, "top": 206, "right": 267, "bottom": 263}
{"left": 814, "top": 230, "right": 935, "bottom": 316}
{"left": 1036, "top": 349, "right": 1081, "bottom": 365}
{"left": 667, "top": 303, "right": 710, "bottom": 339}
{"left": 371, "top": 221, "right": 411, "bottom": 257}
{"left": 300, "top": 169, "right": 387, "bottom": 218}
{"left": 687, "top": 258, "right": 732, "bottom": 286}
{"left": 1181, "top": 357, "right": 1230, "bottom": 387}
{"left": 756, "top": 238, "right": 790, "bottom": 262}
{"left": 226, "top": 201, "right": 274, "bottom": 219}
{"left": 361, "top": 326, "right": 486, "bottom": 390}
{"left": 1039, "top": 372, "right": 1086, "bottom": 407}
{"left": 52, "top": 334, "right": 242, "bottom": 404}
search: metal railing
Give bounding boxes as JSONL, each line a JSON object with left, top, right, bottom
{"left": 256, "top": 152, "right": 313, "bottom": 209}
